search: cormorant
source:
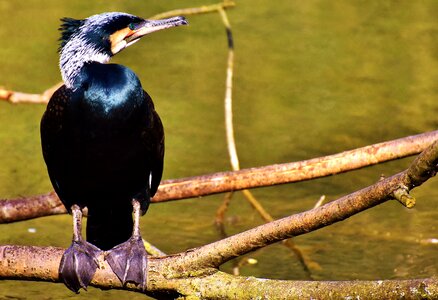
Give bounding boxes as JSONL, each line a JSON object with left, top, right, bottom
{"left": 40, "top": 12, "right": 187, "bottom": 292}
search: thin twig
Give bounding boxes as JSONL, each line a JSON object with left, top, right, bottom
{"left": 217, "top": 5, "right": 315, "bottom": 276}
{"left": 215, "top": 192, "right": 234, "bottom": 238}
{"left": 313, "top": 195, "right": 326, "bottom": 209}
{"left": 150, "top": 1, "right": 235, "bottom": 20}
{"left": 143, "top": 239, "right": 166, "bottom": 257}
{"left": 219, "top": 7, "right": 239, "bottom": 172}
{"left": 0, "top": 82, "right": 63, "bottom": 104}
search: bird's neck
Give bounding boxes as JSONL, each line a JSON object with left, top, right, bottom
{"left": 60, "top": 39, "right": 111, "bottom": 89}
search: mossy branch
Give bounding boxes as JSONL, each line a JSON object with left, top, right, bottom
{"left": 1, "top": 246, "right": 437, "bottom": 299}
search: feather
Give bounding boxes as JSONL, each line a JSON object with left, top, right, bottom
{"left": 59, "top": 17, "right": 85, "bottom": 52}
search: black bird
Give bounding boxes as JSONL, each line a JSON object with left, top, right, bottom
{"left": 40, "top": 12, "right": 187, "bottom": 292}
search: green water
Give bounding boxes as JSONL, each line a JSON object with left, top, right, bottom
{"left": 1, "top": 0, "right": 437, "bottom": 299}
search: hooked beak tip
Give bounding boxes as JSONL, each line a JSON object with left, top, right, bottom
{"left": 125, "top": 16, "right": 188, "bottom": 43}
{"left": 179, "top": 16, "right": 189, "bottom": 26}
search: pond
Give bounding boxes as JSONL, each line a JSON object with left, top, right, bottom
{"left": 0, "top": 1, "right": 437, "bottom": 299}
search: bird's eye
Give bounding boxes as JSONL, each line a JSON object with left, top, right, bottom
{"left": 128, "top": 23, "right": 136, "bottom": 30}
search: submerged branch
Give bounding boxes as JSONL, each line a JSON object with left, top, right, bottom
{"left": 217, "top": 6, "right": 317, "bottom": 276}
{"left": 1, "top": 131, "right": 437, "bottom": 224}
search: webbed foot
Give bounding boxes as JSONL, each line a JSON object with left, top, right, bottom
{"left": 106, "top": 235, "right": 148, "bottom": 290}
{"left": 59, "top": 239, "right": 102, "bottom": 293}
{"left": 59, "top": 205, "right": 102, "bottom": 293}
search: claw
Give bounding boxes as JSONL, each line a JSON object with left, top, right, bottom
{"left": 105, "top": 199, "right": 148, "bottom": 290}
{"left": 59, "top": 204, "right": 102, "bottom": 293}
{"left": 59, "top": 239, "right": 102, "bottom": 292}
{"left": 106, "top": 236, "right": 148, "bottom": 290}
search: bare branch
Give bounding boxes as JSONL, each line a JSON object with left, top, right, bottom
{"left": 168, "top": 140, "right": 438, "bottom": 269}
{"left": 0, "top": 192, "right": 65, "bottom": 223}
{"left": 0, "top": 82, "right": 63, "bottom": 104}
{"left": 150, "top": 1, "right": 235, "bottom": 20}
{"left": 216, "top": 6, "right": 318, "bottom": 276}
{"left": 158, "top": 130, "right": 438, "bottom": 202}
{"left": 2, "top": 131, "right": 436, "bottom": 224}
{"left": 392, "top": 185, "right": 416, "bottom": 208}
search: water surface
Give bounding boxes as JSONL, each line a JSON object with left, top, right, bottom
{"left": 0, "top": 1, "right": 437, "bottom": 299}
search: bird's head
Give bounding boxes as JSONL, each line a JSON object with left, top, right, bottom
{"left": 58, "top": 12, "right": 188, "bottom": 88}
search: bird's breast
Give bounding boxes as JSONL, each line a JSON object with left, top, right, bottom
{"left": 73, "top": 63, "right": 145, "bottom": 124}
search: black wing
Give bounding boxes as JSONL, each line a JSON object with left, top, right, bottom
{"left": 40, "top": 85, "right": 72, "bottom": 205}
{"left": 41, "top": 86, "right": 164, "bottom": 210}
{"left": 141, "top": 89, "right": 164, "bottom": 197}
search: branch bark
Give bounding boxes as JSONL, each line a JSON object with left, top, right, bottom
{"left": 159, "top": 130, "right": 438, "bottom": 201}
{"left": 1, "top": 246, "right": 437, "bottom": 299}
{"left": 1, "top": 139, "right": 437, "bottom": 298}
{"left": 1, "top": 131, "right": 437, "bottom": 224}
{"left": 0, "top": 82, "right": 63, "bottom": 104}
{"left": 151, "top": 1, "right": 235, "bottom": 20}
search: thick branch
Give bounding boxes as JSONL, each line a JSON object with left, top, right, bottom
{"left": 1, "top": 131, "right": 437, "bottom": 223}
{"left": 175, "top": 274, "right": 438, "bottom": 299}
{"left": 1, "top": 245, "right": 437, "bottom": 298}
{"left": 1, "top": 247, "right": 437, "bottom": 299}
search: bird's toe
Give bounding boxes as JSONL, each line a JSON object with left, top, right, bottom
{"left": 105, "top": 236, "right": 148, "bottom": 290}
{"left": 59, "top": 240, "right": 102, "bottom": 293}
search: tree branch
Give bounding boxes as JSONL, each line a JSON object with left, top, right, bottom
{"left": 168, "top": 141, "right": 438, "bottom": 270}
{"left": 1, "top": 140, "right": 436, "bottom": 298}
{"left": 1, "top": 245, "right": 437, "bottom": 299}
{"left": 150, "top": 1, "right": 235, "bottom": 20}
{"left": 159, "top": 130, "right": 438, "bottom": 202}
{"left": 1, "top": 131, "right": 437, "bottom": 224}
{"left": 0, "top": 82, "right": 63, "bottom": 104}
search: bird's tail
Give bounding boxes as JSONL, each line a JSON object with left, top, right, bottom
{"left": 86, "top": 204, "right": 133, "bottom": 251}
